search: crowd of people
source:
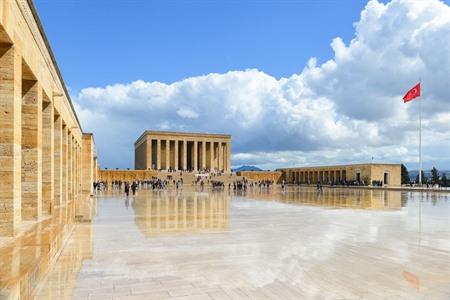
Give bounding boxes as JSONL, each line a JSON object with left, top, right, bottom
{"left": 92, "top": 172, "right": 281, "bottom": 197}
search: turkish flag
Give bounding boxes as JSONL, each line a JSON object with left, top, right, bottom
{"left": 403, "top": 83, "right": 421, "bottom": 103}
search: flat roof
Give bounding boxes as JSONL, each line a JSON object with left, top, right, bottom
{"left": 135, "top": 130, "right": 231, "bottom": 145}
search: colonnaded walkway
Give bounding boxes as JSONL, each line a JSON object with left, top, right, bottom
{"left": 35, "top": 186, "right": 449, "bottom": 299}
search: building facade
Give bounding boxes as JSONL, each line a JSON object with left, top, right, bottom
{"left": 135, "top": 131, "right": 231, "bottom": 172}
{"left": 0, "top": 1, "right": 97, "bottom": 237}
{"left": 99, "top": 169, "right": 157, "bottom": 183}
{"left": 278, "top": 163, "right": 401, "bottom": 186}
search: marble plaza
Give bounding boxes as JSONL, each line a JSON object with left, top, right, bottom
{"left": 19, "top": 186, "right": 450, "bottom": 299}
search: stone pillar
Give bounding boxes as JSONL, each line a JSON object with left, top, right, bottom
{"left": 41, "top": 99, "right": 54, "bottom": 214}
{"left": 218, "top": 142, "right": 223, "bottom": 172}
{"left": 156, "top": 139, "right": 161, "bottom": 170}
{"left": 182, "top": 140, "right": 187, "bottom": 170}
{"left": 81, "top": 134, "right": 93, "bottom": 194}
{"left": 68, "top": 134, "right": 73, "bottom": 202}
{"left": 0, "top": 45, "right": 22, "bottom": 236}
{"left": 226, "top": 141, "right": 231, "bottom": 172}
{"left": 146, "top": 138, "right": 152, "bottom": 170}
{"left": 166, "top": 140, "right": 170, "bottom": 170}
{"left": 62, "top": 125, "right": 68, "bottom": 205}
{"left": 210, "top": 141, "right": 214, "bottom": 171}
{"left": 174, "top": 139, "right": 179, "bottom": 170}
{"left": 21, "top": 79, "right": 42, "bottom": 220}
{"left": 201, "top": 141, "right": 206, "bottom": 170}
{"left": 193, "top": 141, "right": 198, "bottom": 171}
{"left": 54, "top": 115, "right": 62, "bottom": 206}
{"left": 79, "top": 144, "right": 82, "bottom": 194}
{"left": 75, "top": 140, "right": 78, "bottom": 196}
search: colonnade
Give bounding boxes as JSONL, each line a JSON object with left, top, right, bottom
{"left": 287, "top": 169, "right": 347, "bottom": 184}
{"left": 151, "top": 139, "right": 230, "bottom": 172}
{"left": 0, "top": 2, "right": 96, "bottom": 236}
{"left": 0, "top": 45, "right": 84, "bottom": 235}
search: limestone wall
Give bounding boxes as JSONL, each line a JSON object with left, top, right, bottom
{"left": 237, "top": 171, "right": 283, "bottom": 183}
{"left": 0, "top": 0, "right": 97, "bottom": 237}
{"left": 134, "top": 139, "right": 147, "bottom": 170}
{"left": 98, "top": 169, "right": 158, "bottom": 183}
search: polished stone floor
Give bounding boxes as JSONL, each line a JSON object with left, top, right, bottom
{"left": 33, "top": 187, "right": 449, "bottom": 299}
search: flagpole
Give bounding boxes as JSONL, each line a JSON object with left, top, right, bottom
{"left": 419, "top": 78, "right": 422, "bottom": 185}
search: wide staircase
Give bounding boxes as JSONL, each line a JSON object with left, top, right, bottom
{"left": 153, "top": 172, "right": 249, "bottom": 185}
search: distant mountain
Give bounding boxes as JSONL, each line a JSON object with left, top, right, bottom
{"left": 408, "top": 170, "right": 450, "bottom": 179}
{"left": 233, "top": 165, "right": 263, "bottom": 172}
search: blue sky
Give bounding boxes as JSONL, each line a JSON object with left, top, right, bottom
{"left": 35, "top": 0, "right": 450, "bottom": 171}
{"left": 36, "top": 0, "right": 379, "bottom": 90}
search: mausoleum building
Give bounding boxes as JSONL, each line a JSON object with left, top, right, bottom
{"left": 134, "top": 131, "right": 231, "bottom": 172}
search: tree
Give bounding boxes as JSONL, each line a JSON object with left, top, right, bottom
{"left": 415, "top": 171, "right": 426, "bottom": 184}
{"left": 441, "top": 173, "right": 448, "bottom": 187}
{"left": 431, "top": 167, "right": 439, "bottom": 184}
{"left": 401, "top": 164, "right": 410, "bottom": 184}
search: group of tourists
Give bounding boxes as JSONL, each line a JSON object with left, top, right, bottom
{"left": 93, "top": 172, "right": 280, "bottom": 196}
{"left": 124, "top": 181, "right": 138, "bottom": 196}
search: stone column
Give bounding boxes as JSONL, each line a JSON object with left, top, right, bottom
{"left": 21, "top": 79, "right": 42, "bottom": 220}
{"left": 156, "top": 139, "right": 161, "bottom": 170}
{"left": 62, "top": 125, "right": 68, "bottom": 205}
{"left": 41, "top": 99, "right": 54, "bottom": 214}
{"left": 201, "top": 141, "right": 206, "bottom": 170}
{"left": 54, "top": 115, "right": 62, "bottom": 207}
{"left": 193, "top": 141, "right": 198, "bottom": 171}
{"left": 0, "top": 45, "right": 22, "bottom": 236}
{"left": 146, "top": 138, "right": 152, "bottom": 170}
{"left": 74, "top": 142, "right": 78, "bottom": 199}
{"left": 76, "top": 143, "right": 81, "bottom": 196}
{"left": 166, "top": 140, "right": 170, "bottom": 170}
{"left": 226, "top": 141, "right": 231, "bottom": 172}
{"left": 174, "top": 139, "right": 179, "bottom": 170}
{"left": 182, "top": 140, "right": 187, "bottom": 170}
{"left": 68, "top": 134, "right": 73, "bottom": 202}
{"left": 218, "top": 142, "right": 223, "bottom": 172}
{"left": 210, "top": 141, "right": 214, "bottom": 171}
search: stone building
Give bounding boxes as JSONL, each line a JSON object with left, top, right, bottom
{"left": 0, "top": 1, "right": 97, "bottom": 236}
{"left": 135, "top": 130, "right": 231, "bottom": 172}
{"left": 278, "top": 163, "right": 401, "bottom": 186}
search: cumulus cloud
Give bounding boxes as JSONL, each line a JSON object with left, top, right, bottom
{"left": 74, "top": 0, "right": 450, "bottom": 170}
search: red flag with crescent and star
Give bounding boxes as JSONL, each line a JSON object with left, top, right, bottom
{"left": 403, "top": 83, "right": 421, "bottom": 103}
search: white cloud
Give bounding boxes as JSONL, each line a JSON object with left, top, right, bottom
{"left": 74, "top": 0, "right": 450, "bottom": 170}
{"left": 176, "top": 107, "right": 199, "bottom": 119}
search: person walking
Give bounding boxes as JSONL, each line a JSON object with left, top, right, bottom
{"left": 131, "top": 181, "right": 137, "bottom": 196}
{"left": 124, "top": 182, "right": 130, "bottom": 197}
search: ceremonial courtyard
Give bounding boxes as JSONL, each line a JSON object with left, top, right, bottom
{"left": 0, "top": 1, "right": 449, "bottom": 300}
{"left": 1, "top": 186, "right": 449, "bottom": 299}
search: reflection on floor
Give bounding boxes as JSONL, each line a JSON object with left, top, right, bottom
{"left": 0, "top": 200, "right": 80, "bottom": 299}
{"left": 5, "top": 186, "right": 450, "bottom": 299}
{"left": 240, "top": 187, "right": 404, "bottom": 210}
{"left": 133, "top": 191, "right": 230, "bottom": 236}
